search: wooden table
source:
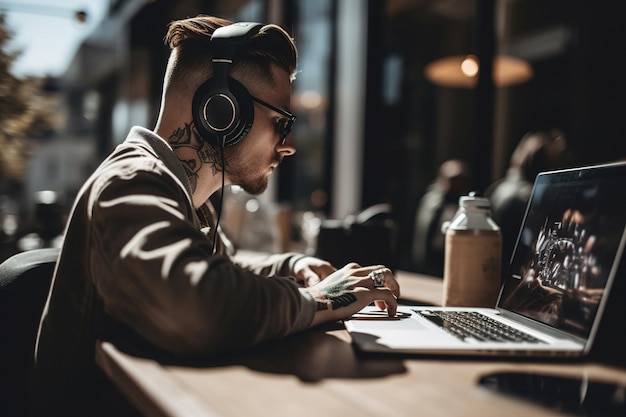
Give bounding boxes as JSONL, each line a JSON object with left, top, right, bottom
{"left": 96, "top": 271, "right": 626, "bottom": 417}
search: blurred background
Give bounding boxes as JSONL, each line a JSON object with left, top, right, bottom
{"left": 1, "top": 0, "right": 625, "bottom": 273}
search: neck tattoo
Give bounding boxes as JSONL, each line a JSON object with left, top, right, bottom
{"left": 168, "top": 122, "right": 224, "bottom": 191}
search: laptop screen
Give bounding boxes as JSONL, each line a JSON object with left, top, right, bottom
{"left": 498, "top": 162, "right": 626, "bottom": 339}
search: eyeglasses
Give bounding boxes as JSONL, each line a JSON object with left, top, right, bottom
{"left": 251, "top": 96, "right": 296, "bottom": 145}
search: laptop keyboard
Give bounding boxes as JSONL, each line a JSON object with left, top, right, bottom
{"left": 415, "top": 310, "right": 545, "bottom": 344}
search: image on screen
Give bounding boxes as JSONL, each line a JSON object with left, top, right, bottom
{"left": 499, "top": 165, "right": 626, "bottom": 339}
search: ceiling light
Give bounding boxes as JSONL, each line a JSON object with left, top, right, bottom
{"left": 424, "top": 54, "right": 533, "bottom": 88}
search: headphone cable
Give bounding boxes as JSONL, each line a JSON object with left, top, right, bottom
{"left": 211, "top": 137, "right": 226, "bottom": 255}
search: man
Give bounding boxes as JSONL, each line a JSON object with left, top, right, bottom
{"left": 32, "top": 15, "right": 399, "bottom": 416}
{"left": 485, "top": 129, "right": 570, "bottom": 272}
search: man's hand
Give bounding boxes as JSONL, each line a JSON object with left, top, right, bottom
{"left": 306, "top": 263, "right": 400, "bottom": 327}
{"left": 293, "top": 256, "right": 337, "bottom": 286}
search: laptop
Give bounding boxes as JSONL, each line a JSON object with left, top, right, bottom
{"left": 345, "top": 162, "right": 626, "bottom": 357}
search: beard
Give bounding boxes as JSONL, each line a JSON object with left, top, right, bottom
{"left": 224, "top": 147, "right": 281, "bottom": 195}
{"left": 237, "top": 173, "right": 269, "bottom": 195}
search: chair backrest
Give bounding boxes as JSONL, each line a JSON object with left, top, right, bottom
{"left": 316, "top": 204, "right": 396, "bottom": 270}
{"left": 0, "top": 247, "right": 59, "bottom": 416}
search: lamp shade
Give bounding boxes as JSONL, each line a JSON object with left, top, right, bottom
{"left": 424, "top": 55, "right": 533, "bottom": 88}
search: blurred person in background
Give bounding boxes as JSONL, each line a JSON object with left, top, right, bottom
{"left": 411, "top": 159, "right": 470, "bottom": 276}
{"left": 13, "top": 190, "right": 66, "bottom": 252}
{"left": 32, "top": 15, "right": 399, "bottom": 417}
{"left": 0, "top": 191, "right": 65, "bottom": 262}
{"left": 485, "top": 129, "right": 571, "bottom": 274}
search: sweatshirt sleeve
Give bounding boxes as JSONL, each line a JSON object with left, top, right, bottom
{"left": 89, "top": 164, "right": 316, "bottom": 356}
{"left": 230, "top": 249, "right": 309, "bottom": 279}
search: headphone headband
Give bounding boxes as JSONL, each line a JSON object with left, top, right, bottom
{"left": 211, "top": 22, "right": 263, "bottom": 46}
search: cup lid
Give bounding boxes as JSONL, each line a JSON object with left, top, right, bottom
{"left": 459, "top": 192, "right": 491, "bottom": 211}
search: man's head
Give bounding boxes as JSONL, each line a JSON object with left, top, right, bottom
{"left": 510, "top": 129, "right": 569, "bottom": 181}
{"left": 155, "top": 15, "right": 298, "bottom": 198}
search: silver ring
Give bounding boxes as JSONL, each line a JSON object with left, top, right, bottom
{"left": 369, "top": 269, "right": 385, "bottom": 287}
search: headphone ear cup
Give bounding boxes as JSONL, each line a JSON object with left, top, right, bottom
{"left": 223, "top": 78, "right": 254, "bottom": 147}
{"left": 192, "top": 77, "right": 254, "bottom": 148}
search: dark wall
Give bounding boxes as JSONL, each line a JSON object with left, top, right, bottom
{"left": 370, "top": 0, "right": 626, "bottom": 270}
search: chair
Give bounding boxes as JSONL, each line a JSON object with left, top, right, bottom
{"left": 0, "top": 248, "right": 59, "bottom": 416}
{"left": 315, "top": 204, "right": 396, "bottom": 270}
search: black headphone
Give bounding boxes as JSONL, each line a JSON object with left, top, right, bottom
{"left": 192, "top": 22, "right": 264, "bottom": 149}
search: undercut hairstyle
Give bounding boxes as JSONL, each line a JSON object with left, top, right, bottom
{"left": 164, "top": 15, "right": 298, "bottom": 88}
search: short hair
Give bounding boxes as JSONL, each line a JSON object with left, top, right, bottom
{"left": 164, "top": 15, "right": 298, "bottom": 89}
{"left": 511, "top": 129, "right": 568, "bottom": 180}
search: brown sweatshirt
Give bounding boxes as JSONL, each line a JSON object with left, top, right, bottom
{"left": 33, "top": 126, "right": 316, "bottom": 415}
